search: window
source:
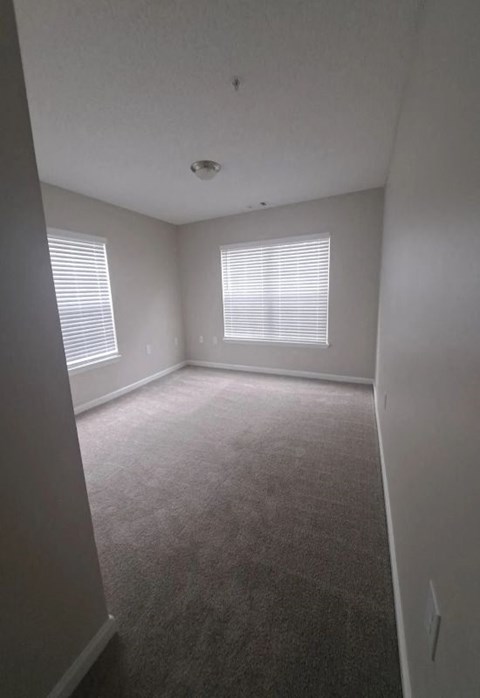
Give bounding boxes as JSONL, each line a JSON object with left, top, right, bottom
{"left": 47, "top": 229, "right": 119, "bottom": 371}
{"left": 221, "top": 234, "right": 330, "bottom": 346}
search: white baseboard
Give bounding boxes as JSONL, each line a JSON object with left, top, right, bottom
{"left": 187, "top": 360, "right": 373, "bottom": 385}
{"left": 74, "top": 361, "right": 187, "bottom": 415}
{"left": 48, "top": 615, "right": 117, "bottom": 698}
{"left": 373, "top": 386, "right": 411, "bottom": 698}
{"left": 74, "top": 361, "right": 372, "bottom": 415}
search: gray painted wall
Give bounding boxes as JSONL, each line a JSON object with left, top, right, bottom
{"left": 41, "top": 184, "right": 186, "bottom": 409}
{"left": 178, "top": 189, "right": 383, "bottom": 380}
{"left": 376, "top": 0, "right": 480, "bottom": 695}
{"left": 0, "top": 3, "right": 108, "bottom": 696}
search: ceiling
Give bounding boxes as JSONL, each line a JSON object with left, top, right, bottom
{"left": 14, "top": 0, "right": 420, "bottom": 225}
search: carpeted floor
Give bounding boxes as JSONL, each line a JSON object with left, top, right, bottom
{"left": 72, "top": 367, "right": 401, "bottom": 698}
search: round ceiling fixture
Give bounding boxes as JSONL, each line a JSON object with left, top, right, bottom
{"left": 190, "top": 160, "right": 221, "bottom": 181}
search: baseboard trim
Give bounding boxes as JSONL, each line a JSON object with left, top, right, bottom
{"left": 187, "top": 360, "right": 373, "bottom": 385}
{"left": 48, "top": 615, "right": 117, "bottom": 698}
{"left": 373, "top": 386, "right": 411, "bottom": 698}
{"left": 74, "top": 361, "right": 187, "bottom": 415}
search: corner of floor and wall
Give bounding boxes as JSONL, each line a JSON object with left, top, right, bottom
{"left": 39, "top": 182, "right": 188, "bottom": 415}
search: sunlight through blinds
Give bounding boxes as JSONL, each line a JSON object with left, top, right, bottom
{"left": 47, "top": 231, "right": 118, "bottom": 370}
{"left": 221, "top": 235, "right": 330, "bottom": 345}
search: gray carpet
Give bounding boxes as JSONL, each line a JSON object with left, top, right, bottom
{"left": 72, "top": 367, "right": 401, "bottom": 697}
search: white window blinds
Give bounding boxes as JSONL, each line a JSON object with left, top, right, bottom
{"left": 47, "top": 231, "right": 118, "bottom": 370}
{"left": 221, "top": 235, "right": 330, "bottom": 345}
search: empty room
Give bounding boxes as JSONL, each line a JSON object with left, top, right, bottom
{"left": 2, "top": 0, "right": 479, "bottom": 697}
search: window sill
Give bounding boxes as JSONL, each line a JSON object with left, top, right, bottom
{"left": 223, "top": 338, "right": 330, "bottom": 349}
{"left": 68, "top": 353, "right": 122, "bottom": 376}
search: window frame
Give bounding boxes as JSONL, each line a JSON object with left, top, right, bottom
{"left": 47, "top": 227, "right": 121, "bottom": 374}
{"left": 220, "top": 232, "right": 331, "bottom": 348}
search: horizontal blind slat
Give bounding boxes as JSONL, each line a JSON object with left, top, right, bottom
{"left": 48, "top": 233, "right": 118, "bottom": 368}
{"left": 221, "top": 236, "right": 330, "bottom": 345}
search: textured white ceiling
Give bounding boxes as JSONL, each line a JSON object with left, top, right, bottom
{"left": 14, "top": 0, "right": 420, "bottom": 224}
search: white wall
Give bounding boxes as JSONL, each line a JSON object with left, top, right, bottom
{"left": 0, "top": 3, "right": 109, "bottom": 696}
{"left": 376, "top": 0, "right": 480, "bottom": 695}
{"left": 41, "top": 184, "right": 185, "bottom": 409}
{"left": 178, "top": 189, "right": 383, "bottom": 380}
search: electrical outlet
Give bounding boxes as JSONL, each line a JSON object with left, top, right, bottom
{"left": 212, "top": 336, "right": 218, "bottom": 345}
{"left": 145, "top": 343, "right": 152, "bottom": 355}
{"left": 384, "top": 393, "right": 388, "bottom": 410}
{"left": 425, "top": 580, "right": 441, "bottom": 660}
{"left": 199, "top": 335, "right": 204, "bottom": 344}
{"left": 174, "top": 337, "right": 178, "bottom": 347}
